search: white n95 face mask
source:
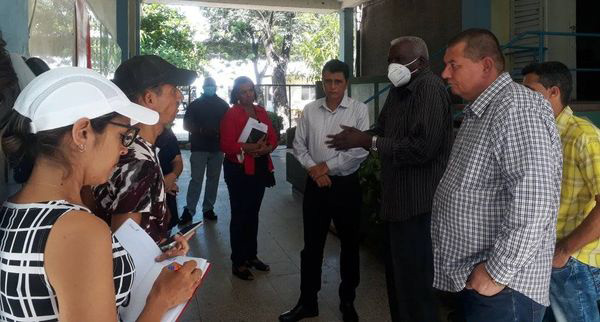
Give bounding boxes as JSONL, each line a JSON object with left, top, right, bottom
{"left": 387, "top": 58, "right": 418, "bottom": 87}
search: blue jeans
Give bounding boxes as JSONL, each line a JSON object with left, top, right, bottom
{"left": 185, "top": 151, "right": 224, "bottom": 214}
{"left": 462, "top": 288, "right": 545, "bottom": 322}
{"left": 543, "top": 257, "right": 600, "bottom": 322}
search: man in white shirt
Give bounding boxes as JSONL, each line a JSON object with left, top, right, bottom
{"left": 279, "top": 59, "right": 369, "bottom": 322}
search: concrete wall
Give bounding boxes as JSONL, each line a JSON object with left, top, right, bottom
{"left": 545, "top": 0, "right": 576, "bottom": 98}
{"left": 359, "top": 0, "right": 462, "bottom": 77}
{"left": 0, "top": 0, "right": 29, "bottom": 54}
{"left": 491, "top": 0, "right": 510, "bottom": 45}
{"left": 462, "top": 0, "right": 490, "bottom": 30}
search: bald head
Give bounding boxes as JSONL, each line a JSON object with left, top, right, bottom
{"left": 390, "top": 36, "right": 429, "bottom": 61}
{"left": 387, "top": 36, "right": 430, "bottom": 72}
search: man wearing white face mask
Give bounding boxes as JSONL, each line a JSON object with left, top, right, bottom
{"left": 327, "top": 36, "right": 453, "bottom": 322}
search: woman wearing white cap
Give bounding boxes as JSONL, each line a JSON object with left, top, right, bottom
{"left": 0, "top": 67, "right": 202, "bottom": 321}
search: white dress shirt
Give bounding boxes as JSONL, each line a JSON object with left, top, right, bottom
{"left": 293, "top": 95, "right": 369, "bottom": 176}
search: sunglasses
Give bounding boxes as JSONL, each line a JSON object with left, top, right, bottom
{"left": 107, "top": 121, "right": 140, "bottom": 147}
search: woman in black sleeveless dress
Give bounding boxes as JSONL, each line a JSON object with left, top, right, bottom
{"left": 0, "top": 67, "right": 202, "bottom": 321}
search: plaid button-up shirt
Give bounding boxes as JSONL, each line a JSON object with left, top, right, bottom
{"left": 555, "top": 106, "right": 600, "bottom": 267}
{"left": 431, "top": 73, "right": 562, "bottom": 305}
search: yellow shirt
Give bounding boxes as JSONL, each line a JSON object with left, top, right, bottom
{"left": 556, "top": 106, "right": 600, "bottom": 267}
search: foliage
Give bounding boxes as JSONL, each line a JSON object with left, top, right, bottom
{"left": 358, "top": 153, "right": 381, "bottom": 221}
{"left": 202, "top": 8, "right": 339, "bottom": 129}
{"left": 292, "top": 13, "right": 340, "bottom": 82}
{"left": 202, "top": 8, "right": 264, "bottom": 61}
{"left": 140, "top": 4, "right": 206, "bottom": 72}
{"left": 267, "top": 111, "right": 284, "bottom": 140}
{"left": 28, "top": 0, "right": 77, "bottom": 66}
{"left": 202, "top": 9, "right": 296, "bottom": 82}
{"left": 202, "top": 9, "right": 339, "bottom": 84}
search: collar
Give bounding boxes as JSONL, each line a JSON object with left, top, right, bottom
{"left": 321, "top": 95, "right": 350, "bottom": 112}
{"left": 405, "top": 67, "right": 433, "bottom": 92}
{"left": 556, "top": 105, "right": 573, "bottom": 135}
{"left": 464, "top": 72, "right": 512, "bottom": 118}
{"left": 134, "top": 135, "right": 153, "bottom": 149}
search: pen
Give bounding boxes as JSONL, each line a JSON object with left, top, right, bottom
{"left": 167, "top": 262, "right": 182, "bottom": 271}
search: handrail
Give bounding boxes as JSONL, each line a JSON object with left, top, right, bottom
{"left": 364, "top": 84, "right": 392, "bottom": 104}
{"left": 360, "top": 30, "right": 600, "bottom": 105}
{"left": 503, "top": 31, "right": 600, "bottom": 69}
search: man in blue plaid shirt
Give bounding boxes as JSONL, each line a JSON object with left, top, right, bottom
{"left": 432, "top": 28, "right": 563, "bottom": 321}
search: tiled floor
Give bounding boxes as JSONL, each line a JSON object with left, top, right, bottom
{"left": 175, "top": 147, "right": 391, "bottom": 322}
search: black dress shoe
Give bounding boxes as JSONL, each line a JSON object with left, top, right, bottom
{"left": 179, "top": 207, "right": 193, "bottom": 225}
{"left": 232, "top": 265, "right": 254, "bottom": 280}
{"left": 279, "top": 303, "right": 318, "bottom": 322}
{"left": 247, "top": 258, "right": 270, "bottom": 271}
{"left": 203, "top": 209, "right": 218, "bottom": 220}
{"left": 339, "top": 302, "right": 358, "bottom": 322}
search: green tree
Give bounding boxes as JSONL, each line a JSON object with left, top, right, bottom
{"left": 140, "top": 4, "right": 206, "bottom": 72}
{"left": 203, "top": 8, "right": 295, "bottom": 123}
{"left": 202, "top": 8, "right": 338, "bottom": 126}
{"left": 292, "top": 13, "right": 340, "bottom": 82}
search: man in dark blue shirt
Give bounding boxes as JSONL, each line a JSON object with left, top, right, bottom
{"left": 155, "top": 126, "right": 183, "bottom": 228}
{"left": 182, "top": 77, "right": 229, "bottom": 223}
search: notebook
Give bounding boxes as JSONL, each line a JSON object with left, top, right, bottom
{"left": 114, "top": 219, "right": 210, "bottom": 322}
{"left": 238, "top": 117, "right": 268, "bottom": 144}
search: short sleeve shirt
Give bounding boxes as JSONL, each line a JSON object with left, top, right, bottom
{"left": 155, "top": 127, "right": 182, "bottom": 175}
{"left": 556, "top": 106, "right": 600, "bottom": 266}
{"left": 93, "top": 137, "right": 170, "bottom": 243}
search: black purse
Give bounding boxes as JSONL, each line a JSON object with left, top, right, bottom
{"left": 254, "top": 155, "right": 276, "bottom": 188}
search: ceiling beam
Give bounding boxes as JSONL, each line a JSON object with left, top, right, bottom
{"left": 341, "top": 0, "right": 368, "bottom": 8}
{"left": 145, "top": 0, "right": 343, "bottom": 13}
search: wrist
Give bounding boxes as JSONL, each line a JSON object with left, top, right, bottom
{"left": 555, "top": 241, "right": 572, "bottom": 257}
{"left": 144, "top": 292, "right": 169, "bottom": 317}
{"left": 360, "top": 134, "right": 371, "bottom": 149}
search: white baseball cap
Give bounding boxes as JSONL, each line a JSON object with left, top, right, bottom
{"left": 13, "top": 66, "right": 159, "bottom": 133}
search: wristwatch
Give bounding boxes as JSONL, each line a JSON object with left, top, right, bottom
{"left": 371, "top": 135, "right": 378, "bottom": 152}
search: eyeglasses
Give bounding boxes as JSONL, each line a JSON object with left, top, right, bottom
{"left": 107, "top": 121, "right": 140, "bottom": 147}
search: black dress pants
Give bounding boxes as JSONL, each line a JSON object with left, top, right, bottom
{"left": 224, "top": 160, "right": 266, "bottom": 267}
{"left": 300, "top": 172, "right": 362, "bottom": 305}
{"left": 385, "top": 214, "right": 438, "bottom": 322}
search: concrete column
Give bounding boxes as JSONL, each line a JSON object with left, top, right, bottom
{"left": 134, "top": 0, "right": 140, "bottom": 55}
{"left": 117, "top": 0, "right": 129, "bottom": 61}
{"left": 0, "top": 0, "right": 29, "bottom": 54}
{"left": 117, "top": 0, "right": 141, "bottom": 61}
{"left": 462, "top": 0, "right": 491, "bottom": 30}
{"left": 339, "top": 7, "right": 354, "bottom": 77}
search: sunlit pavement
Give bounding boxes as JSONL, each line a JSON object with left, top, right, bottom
{"left": 177, "top": 147, "right": 390, "bottom": 322}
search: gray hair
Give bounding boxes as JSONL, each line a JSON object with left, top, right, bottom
{"left": 390, "top": 36, "right": 429, "bottom": 60}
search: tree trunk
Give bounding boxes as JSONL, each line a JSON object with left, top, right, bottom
{"left": 270, "top": 12, "right": 295, "bottom": 126}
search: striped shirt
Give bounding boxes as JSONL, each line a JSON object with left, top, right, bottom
{"left": 368, "top": 67, "right": 453, "bottom": 221}
{"left": 0, "top": 200, "right": 135, "bottom": 321}
{"left": 432, "top": 73, "right": 562, "bottom": 305}
{"left": 294, "top": 95, "right": 369, "bottom": 176}
{"left": 555, "top": 106, "right": 600, "bottom": 267}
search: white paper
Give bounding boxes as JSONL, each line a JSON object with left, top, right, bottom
{"left": 114, "top": 219, "right": 209, "bottom": 322}
{"left": 237, "top": 117, "right": 268, "bottom": 143}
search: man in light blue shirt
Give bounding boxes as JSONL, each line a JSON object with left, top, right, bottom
{"left": 279, "top": 59, "right": 368, "bottom": 322}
